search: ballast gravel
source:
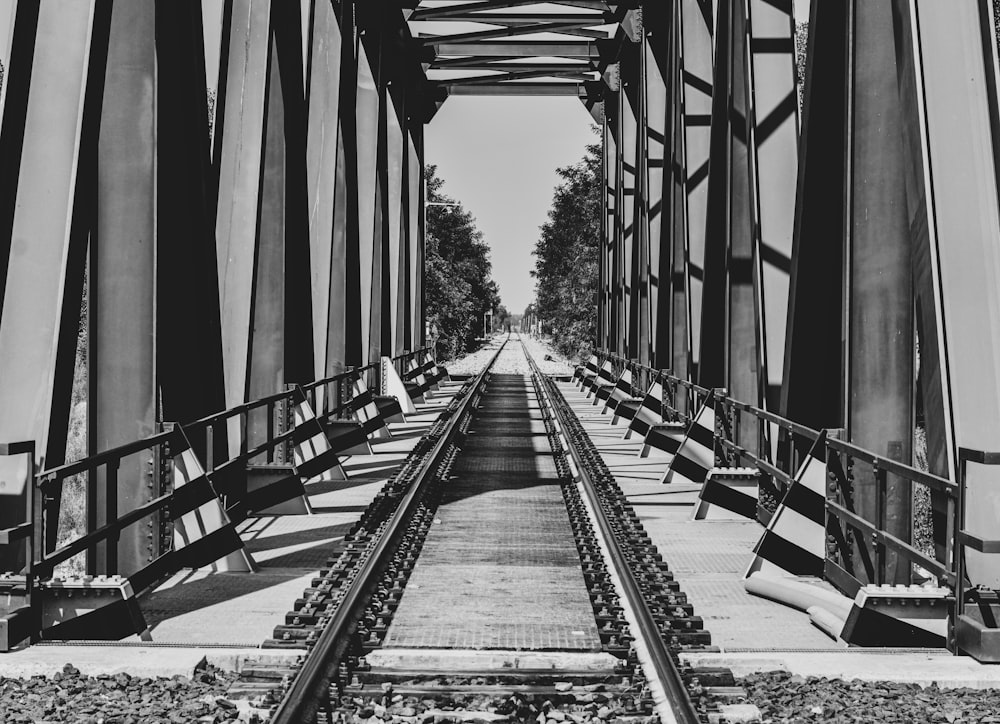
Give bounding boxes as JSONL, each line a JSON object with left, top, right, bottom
{"left": 327, "top": 681, "right": 656, "bottom": 724}
{"left": 741, "top": 671, "right": 1000, "bottom": 723}
{"left": 0, "top": 663, "right": 249, "bottom": 723}
{"left": 446, "top": 335, "right": 573, "bottom": 377}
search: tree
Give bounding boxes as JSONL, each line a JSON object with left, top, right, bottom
{"left": 531, "top": 142, "right": 601, "bottom": 360}
{"left": 424, "top": 165, "right": 501, "bottom": 359}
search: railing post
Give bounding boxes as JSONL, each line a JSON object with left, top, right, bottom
{"left": 205, "top": 424, "right": 215, "bottom": 472}
{"left": 27, "top": 443, "right": 39, "bottom": 643}
{"left": 105, "top": 459, "right": 120, "bottom": 574}
{"left": 266, "top": 401, "right": 275, "bottom": 463}
{"left": 874, "top": 463, "right": 887, "bottom": 585}
{"left": 712, "top": 388, "right": 727, "bottom": 468}
{"left": 956, "top": 451, "right": 969, "bottom": 626}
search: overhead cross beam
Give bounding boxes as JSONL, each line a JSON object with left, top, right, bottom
{"left": 408, "top": 0, "right": 629, "bottom": 98}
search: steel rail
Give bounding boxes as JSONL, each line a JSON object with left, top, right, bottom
{"left": 269, "top": 336, "right": 510, "bottom": 724}
{"left": 519, "top": 338, "right": 701, "bottom": 724}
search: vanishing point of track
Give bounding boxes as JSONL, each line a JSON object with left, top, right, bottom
{"left": 268, "top": 336, "right": 705, "bottom": 724}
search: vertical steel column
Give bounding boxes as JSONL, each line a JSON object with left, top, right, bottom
{"left": 780, "top": 0, "right": 847, "bottom": 435}
{"left": 338, "top": 3, "right": 363, "bottom": 369}
{"left": 248, "top": 30, "right": 288, "bottom": 424}
{"left": 597, "top": 111, "right": 607, "bottom": 352}
{"left": 276, "top": 4, "right": 315, "bottom": 389}
{"left": 679, "top": 0, "right": 714, "bottom": 383}
{"left": 386, "top": 92, "right": 405, "bottom": 356}
{"left": 91, "top": 2, "right": 157, "bottom": 575}
{"left": 355, "top": 33, "right": 379, "bottom": 365}
{"left": 605, "top": 104, "right": 621, "bottom": 353}
{"left": 845, "top": 0, "right": 913, "bottom": 584}
{"left": 399, "top": 106, "right": 413, "bottom": 354}
{"left": 620, "top": 60, "right": 639, "bottom": 360}
{"left": 408, "top": 130, "right": 422, "bottom": 351}
{"left": 622, "top": 16, "right": 651, "bottom": 367}
{"left": 699, "top": 0, "right": 730, "bottom": 388}
{"left": 156, "top": 4, "right": 228, "bottom": 443}
{"left": 0, "top": 1, "right": 100, "bottom": 569}
{"left": 306, "top": 0, "right": 345, "bottom": 388}
{"left": 214, "top": 0, "right": 271, "bottom": 457}
{"left": 893, "top": 0, "right": 1000, "bottom": 587}
{"left": 413, "top": 123, "right": 426, "bottom": 348}
{"left": 644, "top": 9, "right": 669, "bottom": 369}
{"left": 243, "top": 0, "right": 314, "bottom": 443}
{"left": 396, "top": 95, "right": 412, "bottom": 355}
{"left": 724, "top": 0, "right": 756, "bottom": 410}
{"left": 667, "top": 6, "right": 689, "bottom": 384}
{"left": 744, "top": 0, "right": 798, "bottom": 415}
{"left": 370, "top": 43, "right": 388, "bottom": 363}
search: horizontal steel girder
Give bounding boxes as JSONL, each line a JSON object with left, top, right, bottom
{"left": 443, "top": 82, "right": 585, "bottom": 96}
{"left": 411, "top": 1, "right": 614, "bottom": 20}
{"left": 431, "top": 41, "right": 601, "bottom": 57}
{"left": 415, "top": 13, "right": 613, "bottom": 24}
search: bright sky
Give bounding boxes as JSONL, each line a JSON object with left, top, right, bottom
{"left": 426, "top": 98, "right": 597, "bottom": 313}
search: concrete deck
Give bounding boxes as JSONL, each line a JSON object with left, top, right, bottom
{"left": 131, "top": 402, "right": 457, "bottom": 647}
{"left": 557, "top": 378, "right": 839, "bottom": 652}
{"left": 384, "top": 373, "right": 601, "bottom": 652}
{"left": 0, "top": 393, "right": 459, "bottom": 677}
{"left": 555, "top": 378, "right": 1000, "bottom": 689}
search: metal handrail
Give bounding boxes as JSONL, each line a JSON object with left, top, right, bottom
{"left": 4, "top": 346, "right": 438, "bottom": 585}
{"left": 597, "top": 348, "right": 963, "bottom": 593}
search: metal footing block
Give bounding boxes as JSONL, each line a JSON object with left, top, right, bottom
{"left": 41, "top": 575, "right": 147, "bottom": 641}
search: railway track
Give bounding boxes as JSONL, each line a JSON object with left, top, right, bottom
{"left": 257, "top": 336, "right": 732, "bottom": 724}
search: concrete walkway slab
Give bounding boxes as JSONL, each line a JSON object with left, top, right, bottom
{"left": 367, "top": 648, "right": 620, "bottom": 675}
{"left": 0, "top": 645, "right": 300, "bottom": 678}
{"left": 556, "top": 380, "right": 840, "bottom": 651}
{"left": 125, "top": 419, "right": 443, "bottom": 648}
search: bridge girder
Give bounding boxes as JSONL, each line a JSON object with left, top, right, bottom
{"left": 0, "top": 0, "right": 433, "bottom": 574}
{"left": 4, "top": 0, "right": 1000, "bottom": 596}
{"left": 597, "top": 0, "right": 1000, "bottom": 589}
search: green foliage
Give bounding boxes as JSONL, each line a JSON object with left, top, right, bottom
{"left": 530, "top": 142, "right": 601, "bottom": 361}
{"left": 424, "top": 165, "right": 501, "bottom": 360}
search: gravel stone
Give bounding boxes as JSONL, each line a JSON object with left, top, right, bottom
{"left": 445, "top": 335, "right": 572, "bottom": 377}
{"left": 742, "top": 671, "right": 1000, "bottom": 723}
{"left": 0, "top": 663, "right": 242, "bottom": 723}
{"left": 327, "top": 680, "right": 655, "bottom": 724}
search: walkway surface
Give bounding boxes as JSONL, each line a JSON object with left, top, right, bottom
{"left": 555, "top": 378, "right": 844, "bottom": 652}
{"left": 551, "top": 372, "right": 1000, "bottom": 688}
{"left": 384, "top": 369, "right": 601, "bottom": 651}
{"left": 130, "top": 398, "right": 460, "bottom": 647}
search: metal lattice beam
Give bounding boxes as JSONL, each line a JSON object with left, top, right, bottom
{"left": 409, "top": 1, "right": 624, "bottom": 97}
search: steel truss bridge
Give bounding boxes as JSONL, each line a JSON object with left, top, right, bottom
{"left": 1, "top": 0, "right": 1000, "bottom": 655}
